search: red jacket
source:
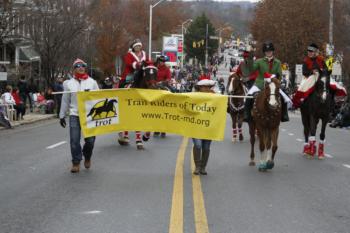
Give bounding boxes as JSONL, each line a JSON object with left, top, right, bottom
{"left": 11, "top": 91, "right": 22, "bottom": 105}
{"left": 121, "top": 50, "right": 147, "bottom": 81}
{"left": 156, "top": 64, "right": 171, "bottom": 82}
{"left": 302, "top": 55, "right": 326, "bottom": 77}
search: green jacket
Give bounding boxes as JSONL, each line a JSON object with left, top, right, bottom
{"left": 253, "top": 57, "right": 282, "bottom": 89}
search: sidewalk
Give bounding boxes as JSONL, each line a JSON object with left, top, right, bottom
{"left": 0, "top": 113, "right": 56, "bottom": 130}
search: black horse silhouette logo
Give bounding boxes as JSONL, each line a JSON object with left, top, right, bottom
{"left": 87, "top": 98, "right": 118, "bottom": 120}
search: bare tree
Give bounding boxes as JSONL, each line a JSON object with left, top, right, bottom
{"left": 26, "top": 0, "right": 89, "bottom": 85}
{"left": 0, "top": 0, "right": 26, "bottom": 43}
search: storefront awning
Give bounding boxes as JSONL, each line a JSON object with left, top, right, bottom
{"left": 19, "top": 46, "right": 40, "bottom": 62}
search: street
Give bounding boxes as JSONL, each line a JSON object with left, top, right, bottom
{"left": 1, "top": 100, "right": 350, "bottom": 233}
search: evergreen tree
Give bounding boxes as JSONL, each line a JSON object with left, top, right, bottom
{"left": 184, "top": 13, "right": 216, "bottom": 65}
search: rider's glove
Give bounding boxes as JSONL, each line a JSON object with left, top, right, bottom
{"left": 60, "top": 118, "right": 66, "bottom": 128}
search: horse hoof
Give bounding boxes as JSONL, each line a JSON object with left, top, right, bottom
{"left": 239, "top": 135, "right": 244, "bottom": 141}
{"left": 232, "top": 137, "right": 237, "bottom": 143}
{"left": 306, "top": 154, "right": 314, "bottom": 159}
{"left": 258, "top": 163, "right": 268, "bottom": 172}
{"left": 142, "top": 135, "right": 150, "bottom": 142}
{"left": 137, "top": 145, "right": 144, "bottom": 150}
{"left": 266, "top": 161, "right": 274, "bottom": 169}
{"left": 118, "top": 139, "right": 129, "bottom": 146}
{"left": 249, "top": 161, "right": 255, "bottom": 166}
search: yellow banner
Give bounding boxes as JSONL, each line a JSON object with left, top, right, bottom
{"left": 77, "top": 89, "right": 228, "bottom": 141}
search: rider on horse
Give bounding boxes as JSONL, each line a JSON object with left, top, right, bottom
{"left": 234, "top": 47, "right": 255, "bottom": 89}
{"left": 119, "top": 39, "right": 147, "bottom": 88}
{"left": 292, "top": 43, "right": 347, "bottom": 108}
{"left": 244, "top": 42, "right": 291, "bottom": 123}
{"left": 118, "top": 39, "right": 148, "bottom": 148}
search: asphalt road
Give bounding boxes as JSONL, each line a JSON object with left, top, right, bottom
{"left": 0, "top": 61, "right": 350, "bottom": 233}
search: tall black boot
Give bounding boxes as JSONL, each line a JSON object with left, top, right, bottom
{"left": 281, "top": 100, "right": 289, "bottom": 122}
{"left": 243, "top": 97, "right": 253, "bottom": 122}
{"left": 193, "top": 147, "right": 201, "bottom": 175}
{"left": 200, "top": 149, "right": 210, "bottom": 175}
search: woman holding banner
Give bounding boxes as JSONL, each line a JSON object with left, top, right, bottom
{"left": 192, "top": 77, "right": 216, "bottom": 175}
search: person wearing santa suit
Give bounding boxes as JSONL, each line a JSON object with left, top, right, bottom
{"left": 119, "top": 38, "right": 147, "bottom": 88}
{"left": 118, "top": 39, "right": 148, "bottom": 148}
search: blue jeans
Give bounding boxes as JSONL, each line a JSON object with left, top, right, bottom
{"left": 69, "top": 116, "right": 96, "bottom": 164}
{"left": 192, "top": 138, "right": 212, "bottom": 151}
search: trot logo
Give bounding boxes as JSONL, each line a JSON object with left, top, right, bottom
{"left": 85, "top": 98, "right": 119, "bottom": 128}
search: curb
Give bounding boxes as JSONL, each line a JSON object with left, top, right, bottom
{"left": 0, "top": 114, "right": 56, "bottom": 130}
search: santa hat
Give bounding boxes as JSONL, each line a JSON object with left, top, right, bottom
{"left": 73, "top": 58, "right": 87, "bottom": 67}
{"left": 196, "top": 77, "right": 216, "bottom": 86}
{"left": 264, "top": 72, "right": 276, "bottom": 83}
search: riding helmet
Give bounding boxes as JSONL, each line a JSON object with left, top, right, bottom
{"left": 307, "top": 43, "right": 319, "bottom": 52}
{"left": 262, "top": 42, "right": 275, "bottom": 53}
{"left": 157, "top": 55, "right": 167, "bottom": 62}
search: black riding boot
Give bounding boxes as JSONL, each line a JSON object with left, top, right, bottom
{"left": 243, "top": 97, "right": 254, "bottom": 122}
{"left": 193, "top": 147, "right": 201, "bottom": 175}
{"left": 281, "top": 100, "right": 289, "bottom": 122}
{"left": 200, "top": 149, "right": 210, "bottom": 175}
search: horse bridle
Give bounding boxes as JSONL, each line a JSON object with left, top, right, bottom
{"left": 229, "top": 81, "right": 246, "bottom": 112}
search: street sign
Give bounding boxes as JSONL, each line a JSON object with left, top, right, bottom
{"left": 332, "top": 62, "right": 342, "bottom": 76}
{"left": 163, "top": 37, "right": 178, "bottom": 52}
{"left": 209, "top": 36, "right": 219, "bottom": 40}
{"left": 0, "top": 61, "right": 10, "bottom": 65}
{"left": 0, "top": 72, "right": 7, "bottom": 81}
{"left": 295, "top": 64, "right": 303, "bottom": 76}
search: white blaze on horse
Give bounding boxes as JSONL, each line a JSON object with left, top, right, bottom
{"left": 248, "top": 76, "right": 282, "bottom": 172}
{"left": 227, "top": 73, "right": 247, "bottom": 142}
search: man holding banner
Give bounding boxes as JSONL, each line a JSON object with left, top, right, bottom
{"left": 59, "top": 59, "right": 99, "bottom": 173}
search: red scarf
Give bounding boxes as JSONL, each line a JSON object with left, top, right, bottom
{"left": 74, "top": 73, "right": 88, "bottom": 80}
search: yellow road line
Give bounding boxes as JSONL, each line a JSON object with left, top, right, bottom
{"left": 191, "top": 152, "right": 210, "bottom": 233}
{"left": 169, "top": 137, "right": 188, "bottom": 233}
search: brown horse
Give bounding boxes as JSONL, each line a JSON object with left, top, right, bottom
{"left": 248, "top": 78, "right": 281, "bottom": 171}
{"left": 227, "top": 74, "right": 246, "bottom": 142}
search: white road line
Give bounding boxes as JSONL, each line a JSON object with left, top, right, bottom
{"left": 46, "top": 141, "right": 67, "bottom": 149}
{"left": 296, "top": 138, "right": 303, "bottom": 142}
{"left": 325, "top": 154, "right": 334, "bottom": 158}
{"left": 288, "top": 133, "right": 294, "bottom": 136}
{"left": 343, "top": 164, "right": 350, "bottom": 169}
{"left": 81, "top": 210, "right": 102, "bottom": 215}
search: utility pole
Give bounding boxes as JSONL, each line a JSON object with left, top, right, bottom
{"left": 329, "top": 0, "right": 334, "bottom": 46}
{"left": 205, "top": 24, "right": 208, "bottom": 68}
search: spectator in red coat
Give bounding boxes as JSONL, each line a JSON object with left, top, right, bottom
{"left": 11, "top": 87, "right": 26, "bottom": 119}
{"left": 156, "top": 55, "right": 171, "bottom": 86}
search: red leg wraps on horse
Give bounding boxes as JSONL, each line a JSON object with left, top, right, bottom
{"left": 308, "top": 137, "right": 316, "bottom": 156}
{"left": 136, "top": 131, "right": 141, "bottom": 141}
{"left": 318, "top": 141, "right": 325, "bottom": 158}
